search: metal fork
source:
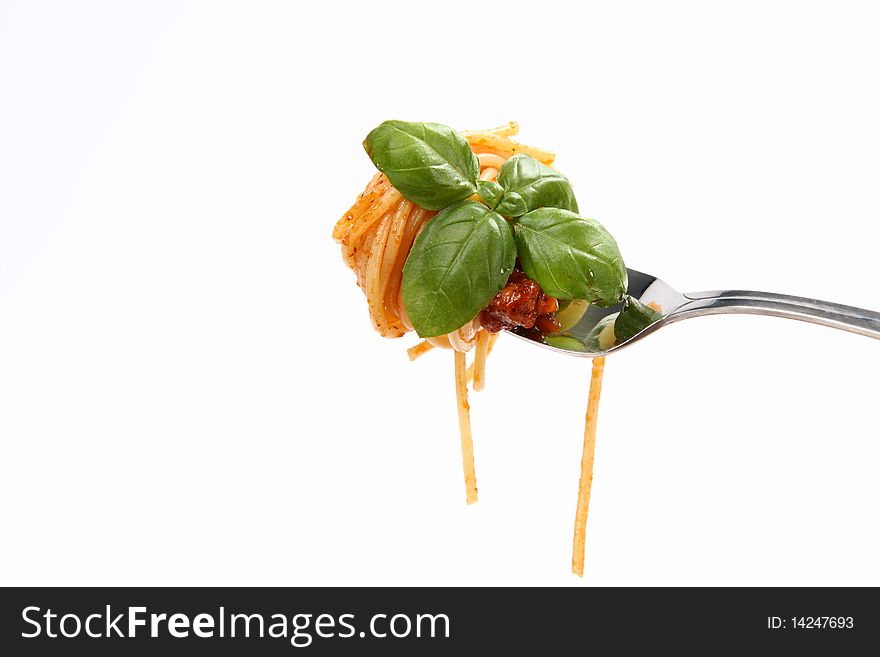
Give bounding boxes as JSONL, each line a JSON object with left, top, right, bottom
{"left": 511, "top": 269, "right": 880, "bottom": 356}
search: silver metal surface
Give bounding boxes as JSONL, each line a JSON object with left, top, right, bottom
{"left": 509, "top": 268, "right": 880, "bottom": 356}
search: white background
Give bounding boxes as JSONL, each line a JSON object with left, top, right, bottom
{"left": 2, "top": 0, "right": 879, "bottom": 586}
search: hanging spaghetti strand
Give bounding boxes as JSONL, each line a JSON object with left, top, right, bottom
{"left": 471, "top": 330, "right": 490, "bottom": 391}
{"left": 454, "top": 351, "right": 478, "bottom": 504}
{"left": 572, "top": 356, "right": 606, "bottom": 577}
{"left": 467, "top": 332, "right": 498, "bottom": 385}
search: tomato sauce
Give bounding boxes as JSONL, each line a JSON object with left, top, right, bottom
{"left": 480, "top": 270, "right": 561, "bottom": 336}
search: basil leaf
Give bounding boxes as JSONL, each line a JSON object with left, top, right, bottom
{"left": 495, "top": 191, "right": 528, "bottom": 217}
{"left": 497, "top": 154, "right": 579, "bottom": 215}
{"left": 363, "top": 121, "right": 480, "bottom": 210}
{"left": 513, "top": 208, "right": 627, "bottom": 306}
{"left": 402, "top": 201, "right": 515, "bottom": 337}
{"left": 614, "top": 295, "right": 662, "bottom": 344}
{"left": 477, "top": 180, "right": 504, "bottom": 210}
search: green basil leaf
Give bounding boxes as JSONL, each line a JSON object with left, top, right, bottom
{"left": 495, "top": 191, "right": 528, "bottom": 217}
{"left": 513, "top": 207, "right": 627, "bottom": 306}
{"left": 614, "top": 295, "right": 662, "bottom": 344}
{"left": 363, "top": 121, "right": 479, "bottom": 210}
{"left": 497, "top": 153, "right": 579, "bottom": 215}
{"left": 402, "top": 201, "right": 515, "bottom": 337}
{"left": 477, "top": 180, "right": 504, "bottom": 210}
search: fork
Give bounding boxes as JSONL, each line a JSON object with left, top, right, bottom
{"left": 512, "top": 269, "right": 880, "bottom": 356}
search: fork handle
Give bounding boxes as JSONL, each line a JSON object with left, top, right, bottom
{"left": 669, "top": 290, "right": 880, "bottom": 340}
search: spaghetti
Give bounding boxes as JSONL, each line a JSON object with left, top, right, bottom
{"left": 334, "top": 122, "right": 612, "bottom": 574}
{"left": 333, "top": 123, "right": 554, "bottom": 501}
{"left": 572, "top": 356, "right": 605, "bottom": 577}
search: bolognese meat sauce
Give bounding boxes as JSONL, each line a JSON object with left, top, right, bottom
{"left": 480, "top": 270, "right": 561, "bottom": 335}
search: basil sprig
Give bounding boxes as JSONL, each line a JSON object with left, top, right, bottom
{"left": 362, "top": 121, "right": 629, "bottom": 337}
{"left": 476, "top": 180, "right": 505, "bottom": 210}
